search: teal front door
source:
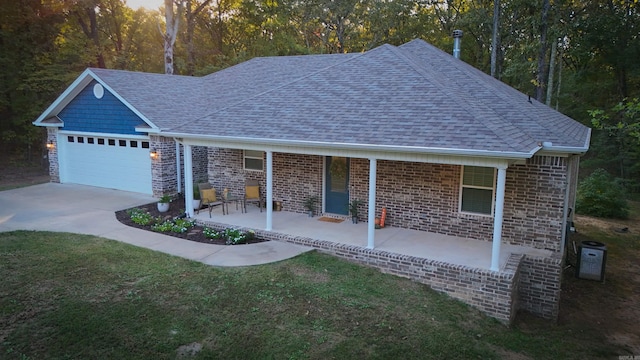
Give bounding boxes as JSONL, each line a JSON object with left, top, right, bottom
{"left": 325, "top": 156, "right": 349, "bottom": 215}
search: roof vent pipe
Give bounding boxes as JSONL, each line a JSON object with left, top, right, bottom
{"left": 452, "top": 30, "right": 463, "bottom": 59}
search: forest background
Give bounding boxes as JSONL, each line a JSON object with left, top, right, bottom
{"left": 1, "top": 0, "right": 639, "bottom": 194}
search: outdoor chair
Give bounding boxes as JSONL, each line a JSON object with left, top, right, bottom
{"left": 197, "top": 183, "right": 224, "bottom": 217}
{"left": 245, "top": 179, "right": 263, "bottom": 212}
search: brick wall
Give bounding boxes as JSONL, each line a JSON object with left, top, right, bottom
{"left": 47, "top": 128, "right": 60, "bottom": 183}
{"left": 503, "top": 156, "right": 567, "bottom": 252}
{"left": 151, "top": 140, "right": 207, "bottom": 198}
{"left": 196, "top": 216, "right": 524, "bottom": 324}
{"left": 151, "top": 136, "right": 177, "bottom": 197}
{"left": 204, "top": 150, "right": 568, "bottom": 321}
{"left": 273, "top": 153, "right": 323, "bottom": 213}
{"left": 350, "top": 156, "right": 567, "bottom": 253}
{"left": 518, "top": 254, "right": 563, "bottom": 319}
{"left": 207, "top": 149, "right": 323, "bottom": 213}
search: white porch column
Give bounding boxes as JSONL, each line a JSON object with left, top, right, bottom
{"left": 184, "top": 144, "right": 194, "bottom": 218}
{"left": 265, "top": 151, "right": 273, "bottom": 231}
{"left": 367, "top": 158, "right": 377, "bottom": 249}
{"left": 175, "top": 142, "right": 182, "bottom": 194}
{"left": 490, "top": 166, "right": 507, "bottom": 271}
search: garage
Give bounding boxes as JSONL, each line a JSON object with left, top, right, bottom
{"left": 58, "top": 132, "right": 152, "bottom": 194}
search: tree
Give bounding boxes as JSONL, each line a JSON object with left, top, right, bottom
{"left": 184, "top": 0, "right": 211, "bottom": 75}
{"left": 576, "top": 168, "right": 629, "bottom": 219}
{"left": 588, "top": 98, "right": 640, "bottom": 191}
{"left": 162, "top": 0, "right": 183, "bottom": 74}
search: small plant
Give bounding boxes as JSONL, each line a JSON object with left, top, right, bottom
{"left": 348, "top": 199, "right": 363, "bottom": 223}
{"left": 303, "top": 195, "right": 319, "bottom": 217}
{"left": 193, "top": 183, "right": 201, "bottom": 200}
{"left": 158, "top": 195, "right": 171, "bottom": 204}
{"left": 127, "top": 208, "right": 155, "bottom": 226}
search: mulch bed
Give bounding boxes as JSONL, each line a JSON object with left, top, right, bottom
{"left": 115, "top": 198, "right": 267, "bottom": 246}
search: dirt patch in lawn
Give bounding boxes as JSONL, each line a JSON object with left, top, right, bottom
{"left": 114, "top": 198, "right": 268, "bottom": 246}
{"left": 0, "top": 157, "right": 49, "bottom": 190}
{"left": 550, "top": 209, "right": 640, "bottom": 355}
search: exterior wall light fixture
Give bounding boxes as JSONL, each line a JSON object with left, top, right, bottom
{"left": 149, "top": 148, "right": 158, "bottom": 159}
{"left": 46, "top": 141, "right": 55, "bottom": 150}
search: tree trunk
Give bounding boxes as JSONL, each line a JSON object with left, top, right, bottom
{"left": 163, "top": 0, "right": 183, "bottom": 75}
{"left": 490, "top": 0, "right": 500, "bottom": 78}
{"left": 545, "top": 39, "right": 557, "bottom": 106}
{"left": 535, "top": 0, "right": 550, "bottom": 102}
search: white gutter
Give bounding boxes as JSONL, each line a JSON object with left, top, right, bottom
{"left": 164, "top": 132, "right": 542, "bottom": 160}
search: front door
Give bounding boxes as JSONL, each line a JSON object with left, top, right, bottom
{"left": 325, "top": 156, "right": 349, "bottom": 215}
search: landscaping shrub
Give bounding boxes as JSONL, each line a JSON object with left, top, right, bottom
{"left": 576, "top": 168, "right": 629, "bottom": 219}
{"left": 126, "top": 208, "right": 157, "bottom": 226}
{"left": 203, "top": 227, "right": 221, "bottom": 239}
{"left": 151, "top": 218, "right": 195, "bottom": 233}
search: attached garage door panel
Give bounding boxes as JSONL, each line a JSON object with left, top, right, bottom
{"left": 60, "top": 135, "right": 152, "bottom": 194}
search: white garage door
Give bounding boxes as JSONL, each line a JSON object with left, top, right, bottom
{"left": 59, "top": 133, "right": 152, "bottom": 194}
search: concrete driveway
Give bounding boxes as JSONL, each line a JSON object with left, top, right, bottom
{"left": 0, "top": 183, "right": 311, "bottom": 266}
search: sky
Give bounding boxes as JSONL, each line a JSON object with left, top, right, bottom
{"left": 126, "top": 0, "right": 164, "bottom": 10}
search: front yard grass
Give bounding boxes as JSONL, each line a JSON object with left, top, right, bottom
{"left": 0, "top": 230, "right": 626, "bottom": 359}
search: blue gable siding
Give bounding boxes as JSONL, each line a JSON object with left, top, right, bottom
{"left": 59, "top": 80, "right": 145, "bottom": 135}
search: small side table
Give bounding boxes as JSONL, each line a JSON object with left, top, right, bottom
{"left": 223, "top": 194, "right": 245, "bottom": 214}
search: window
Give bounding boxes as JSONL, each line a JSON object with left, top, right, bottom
{"left": 87, "top": 137, "right": 94, "bottom": 144}
{"left": 98, "top": 138, "right": 105, "bottom": 145}
{"left": 77, "top": 137, "right": 84, "bottom": 143}
{"left": 67, "top": 136, "right": 74, "bottom": 143}
{"left": 119, "top": 140, "right": 126, "bottom": 147}
{"left": 130, "top": 140, "right": 138, "bottom": 148}
{"left": 108, "top": 139, "right": 115, "bottom": 146}
{"left": 460, "top": 166, "right": 495, "bottom": 215}
{"left": 244, "top": 150, "right": 264, "bottom": 171}
{"left": 141, "top": 141, "right": 150, "bottom": 149}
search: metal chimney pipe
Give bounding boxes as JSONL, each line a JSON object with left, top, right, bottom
{"left": 452, "top": 30, "right": 463, "bottom": 59}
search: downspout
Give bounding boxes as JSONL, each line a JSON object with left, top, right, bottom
{"left": 175, "top": 141, "right": 182, "bottom": 194}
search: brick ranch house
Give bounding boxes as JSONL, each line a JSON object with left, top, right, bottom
{"left": 34, "top": 39, "right": 590, "bottom": 323}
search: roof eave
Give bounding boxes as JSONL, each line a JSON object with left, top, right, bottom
{"left": 164, "top": 131, "right": 540, "bottom": 160}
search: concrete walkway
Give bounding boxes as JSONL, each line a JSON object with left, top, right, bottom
{"left": 0, "top": 183, "right": 313, "bottom": 266}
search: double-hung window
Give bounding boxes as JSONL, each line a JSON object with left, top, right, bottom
{"left": 244, "top": 150, "right": 264, "bottom": 171}
{"left": 460, "top": 166, "right": 495, "bottom": 215}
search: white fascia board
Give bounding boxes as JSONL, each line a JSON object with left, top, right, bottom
{"left": 536, "top": 128, "right": 592, "bottom": 156}
{"left": 169, "top": 133, "right": 526, "bottom": 168}
{"left": 135, "top": 126, "right": 161, "bottom": 134}
{"left": 33, "top": 69, "right": 94, "bottom": 125}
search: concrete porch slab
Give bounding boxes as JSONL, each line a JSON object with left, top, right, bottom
{"left": 192, "top": 202, "right": 552, "bottom": 271}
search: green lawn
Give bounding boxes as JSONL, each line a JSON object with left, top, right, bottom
{"left": 0, "top": 231, "right": 624, "bottom": 359}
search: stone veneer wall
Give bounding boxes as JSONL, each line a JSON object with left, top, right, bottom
{"left": 150, "top": 139, "right": 207, "bottom": 198}
{"left": 47, "top": 128, "right": 60, "bottom": 183}
{"left": 150, "top": 136, "right": 177, "bottom": 197}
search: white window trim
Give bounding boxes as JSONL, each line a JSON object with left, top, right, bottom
{"left": 458, "top": 166, "right": 496, "bottom": 217}
{"left": 243, "top": 150, "right": 264, "bottom": 172}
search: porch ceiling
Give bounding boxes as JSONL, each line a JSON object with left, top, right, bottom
{"left": 193, "top": 206, "right": 552, "bottom": 271}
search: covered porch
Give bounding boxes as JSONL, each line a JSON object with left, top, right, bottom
{"left": 191, "top": 204, "right": 552, "bottom": 272}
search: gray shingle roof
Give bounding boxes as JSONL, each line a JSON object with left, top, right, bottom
{"left": 92, "top": 39, "right": 589, "bottom": 156}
